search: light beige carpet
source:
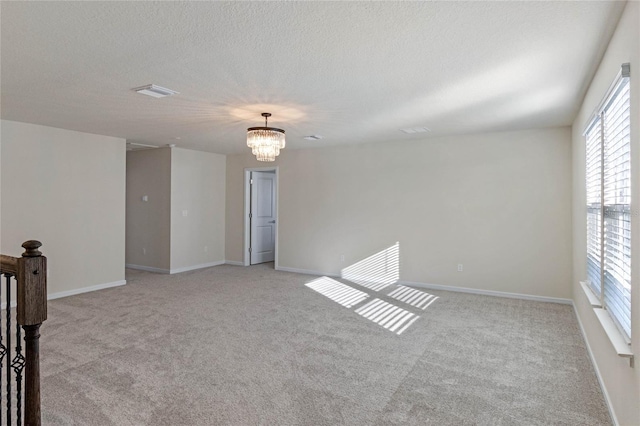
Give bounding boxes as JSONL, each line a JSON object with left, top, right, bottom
{"left": 39, "top": 264, "right": 610, "bottom": 425}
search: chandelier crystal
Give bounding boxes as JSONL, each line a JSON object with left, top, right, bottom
{"left": 247, "top": 113, "right": 285, "bottom": 162}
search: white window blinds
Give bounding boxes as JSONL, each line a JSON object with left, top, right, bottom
{"left": 585, "top": 117, "right": 602, "bottom": 297}
{"left": 585, "top": 64, "right": 631, "bottom": 339}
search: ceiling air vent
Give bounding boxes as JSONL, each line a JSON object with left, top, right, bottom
{"left": 400, "top": 127, "right": 431, "bottom": 134}
{"left": 132, "top": 84, "right": 179, "bottom": 98}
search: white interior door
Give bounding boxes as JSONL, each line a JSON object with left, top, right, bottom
{"left": 250, "top": 171, "right": 276, "bottom": 264}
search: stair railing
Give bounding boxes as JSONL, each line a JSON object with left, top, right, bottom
{"left": 0, "top": 240, "right": 47, "bottom": 426}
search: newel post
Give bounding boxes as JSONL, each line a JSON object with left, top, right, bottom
{"left": 17, "top": 240, "right": 47, "bottom": 426}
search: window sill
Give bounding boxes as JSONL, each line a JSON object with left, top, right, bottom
{"left": 579, "top": 281, "right": 602, "bottom": 307}
{"left": 580, "top": 281, "right": 634, "bottom": 365}
{"left": 593, "top": 309, "right": 633, "bottom": 358}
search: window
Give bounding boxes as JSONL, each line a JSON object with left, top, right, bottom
{"left": 585, "top": 63, "right": 631, "bottom": 340}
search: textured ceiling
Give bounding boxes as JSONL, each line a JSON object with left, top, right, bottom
{"left": 0, "top": 1, "right": 626, "bottom": 154}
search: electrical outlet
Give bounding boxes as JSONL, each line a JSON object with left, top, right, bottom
{"left": 457, "top": 264, "right": 463, "bottom": 272}
{"left": 143, "top": 248, "right": 146, "bottom": 255}
{"left": 204, "top": 246, "right": 208, "bottom": 252}
{"left": 340, "top": 254, "right": 345, "bottom": 262}
{"left": 182, "top": 210, "right": 188, "bottom": 217}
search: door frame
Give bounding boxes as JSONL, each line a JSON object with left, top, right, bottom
{"left": 243, "top": 167, "right": 279, "bottom": 267}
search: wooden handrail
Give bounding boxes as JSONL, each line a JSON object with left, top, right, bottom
{"left": 0, "top": 254, "right": 18, "bottom": 276}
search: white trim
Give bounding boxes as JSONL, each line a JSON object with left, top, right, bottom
{"left": 277, "top": 266, "right": 572, "bottom": 304}
{"left": 573, "top": 303, "right": 619, "bottom": 426}
{"left": 580, "top": 281, "right": 603, "bottom": 307}
{"left": 583, "top": 63, "right": 630, "bottom": 135}
{"left": 0, "top": 301, "right": 17, "bottom": 310}
{"left": 580, "top": 280, "right": 633, "bottom": 356}
{"left": 275, "top": 265, "right": 339, "bottom": 278}
{"left": 125, "top": 263, "right": 170, "bottom": 274}
{"left": 243, "top": 170, "right": 251, "bottom": 266}
{"left": 398, "top": 280, "right": 573, "bottom": 305}
{"left": 2, "top": 279, "right": 127, "bottom": 310}
{"left": 243, "top": 167, "right": 279, "bottom": 268}
{"left": 48, "top": 279, "right": 126, "bottom": 300}
{"left": 225, "top": 260, "right": 244, "bottom": 266}
{"left": 169, "top": 261, "right": 225, "bottom": 274}
{"left": 127, "top": 261, "right": 228, "bottom": 274}
{"left": 593, "top": 308, "right": 633, "bottom": 357}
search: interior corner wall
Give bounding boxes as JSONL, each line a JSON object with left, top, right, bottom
{"left": 169, "top": 148, "right": 226, "bottom": 271}
{"left": 125, "top": 147, "right": 172, "bottom": 271}
{"left": 571, "top": 1, "right": 640, "bottom": 424}
{"left": 226, "top": 127, "right": 572, "bottom": 299}
{"left": 1, "top": 120, "right": 126, "bottom": 295}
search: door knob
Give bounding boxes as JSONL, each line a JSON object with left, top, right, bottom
{"left": 269, "top": 220, "right": 276, "bottom": 223}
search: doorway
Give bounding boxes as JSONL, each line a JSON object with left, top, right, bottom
{"left": 243, "top": 167, "right": 278, "bottom": 267}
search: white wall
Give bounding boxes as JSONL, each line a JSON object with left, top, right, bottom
{"left": 227, "top": 127, "right": 572, "bottom": 299}
{"left": 126, "top": 147, "right": 226, "bottom": 273}
{"left": 571, "top": 2, "right": 639, "bottom": 425}
{"left": 1, "top": 120, "right": 126, "bottom": 296}
{"left": 125, "top": 147, "right": 172, "bottom": 271}
{"left": 170, "top": 148, "right": 226, "bottom": 271}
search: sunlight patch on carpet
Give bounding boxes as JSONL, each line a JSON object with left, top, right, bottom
{"left": 387, "top": 286, "right": 438, "bottom": 310}
{"left": 354, "top": 298, "right": 419, "bottom": 335}
{"left": 305, "top": 277, "right": 369, "bottom": 308}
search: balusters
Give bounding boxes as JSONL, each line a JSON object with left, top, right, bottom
{"left": 0, "top": 240, "right": 47, "bottom": 426}
{"left": 1, "top": 273, "right": 26, "bottom": 425}
{"left": 6, "top": 275, "right": 12, "bottom": 425}
{"left": 0, "top": 274, "right": 7, "bottom": 423}
{"left": 12, "top": 325, "right": 25, "bottom": 425}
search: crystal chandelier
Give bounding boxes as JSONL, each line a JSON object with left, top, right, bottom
{"left": 247, "top": 112, "right": 286, "bottom": 162}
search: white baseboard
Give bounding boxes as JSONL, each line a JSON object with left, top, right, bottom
{"left": 224, "top": 260, "right": 245, "bottom": 266}
{"left": 126, "top": 261, "right": 226, "bottom": 274}
{"left": 0, "top": 301, "right": 17, "bottom": 310}
{"left": 125, "top": 263, "right": 170, "bottom": 274}
{"left": 275, "top": 265, "right": 339, "bottom": 278}
{"left": 275, "top": 266, "right": 571, "bottom": 305}
{"left": 2, "top": 279, "right": 127, "bottom": 309}
{"left": 399, "top": 280, "right": 573, "bottom": 305}
{"left": 573, "top": 303, "right": 618, "bottom": 426}
{"left": 170, "top": 261, "right": 225, "bottom": 274}
{"left": 49, "top": 280, "right": 126, "bottom": 300}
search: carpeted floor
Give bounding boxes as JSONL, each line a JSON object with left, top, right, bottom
{"left": 39, "top": 264, "right": 611, "bottom": 425}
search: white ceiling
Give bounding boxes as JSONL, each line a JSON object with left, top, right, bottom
{"left": 0, "top": 1, "right": 626, "bottom": 154}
